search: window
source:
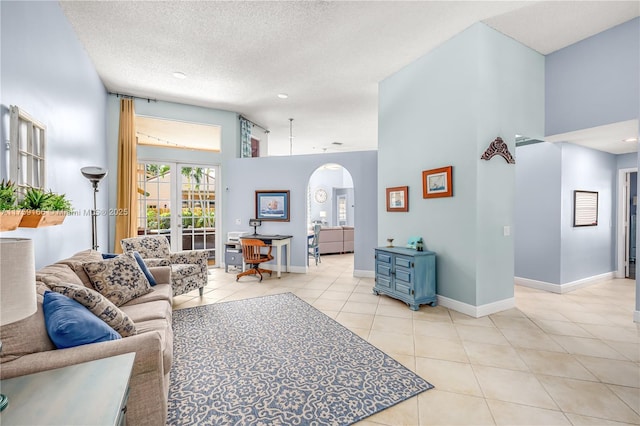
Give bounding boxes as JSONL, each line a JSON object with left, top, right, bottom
{"left": 135, "top": 115, "right": 221, "bottom": 152}
{"left": 9, "top": 105, "right": 46, "bottom": 191}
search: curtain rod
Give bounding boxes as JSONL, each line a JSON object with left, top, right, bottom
{"left": 109, "top": 92, "right": 157, "bottom": 103}
{"left": 239, "top": 115, "right": 269, "bottom": 133}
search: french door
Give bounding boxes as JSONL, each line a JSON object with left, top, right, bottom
{"left": 136, "top": 161, "right": 219, "bottom": 264}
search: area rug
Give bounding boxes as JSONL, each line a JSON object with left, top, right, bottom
{"left": 167, "top": 292, "right": 433, "bottom": 425}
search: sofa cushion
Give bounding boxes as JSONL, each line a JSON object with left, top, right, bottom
{"left": 0, "top": 291, "right": 55, "bottom": 364}
{"left": 120, "top": 300, "right": 172, "bottom": 323}
{"left": 48, "top": 282, "right": 136, "bottom": 337}
{"left": 42, "top": 291, "right": 121, "bottom": 349}
{"left": 121, "top": 283, "right": 172, "bottom": 306}
{"left": 36, "top": 263, "right": 84, "bottom": 287}
{"left": 83, "top": 253, "right": 152, "bottom": 306}
{"left": 56, "top": 249, "right": 104, "bottom": 291}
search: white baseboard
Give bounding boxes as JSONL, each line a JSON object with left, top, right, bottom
{"left": 437, "top": 295, "right": 515, "bottom": 318}
{"left": 634, "top": 311, "right": 640, "bottom": 323}
{"left": 515, "top": 271, "right": 615, "bottom": 294}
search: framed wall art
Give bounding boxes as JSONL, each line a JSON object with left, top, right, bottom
{"left": 255, "top": 190, "right": 290, "bottom": 221}
{"left": 573, "top": 190, "right": 598, "bottom": 227}
{"left": 422, "top": 166, "right": 452, "bottom": 199}
{"left": 386, "top": 186, "right": 409, "bottom": 212}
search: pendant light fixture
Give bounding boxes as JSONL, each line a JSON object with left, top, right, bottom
{"left": 289, "top": 118, "right": 294, "bottom": 155}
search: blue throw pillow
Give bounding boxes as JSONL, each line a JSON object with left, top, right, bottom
{"left": 133, "top": 251, "right": 157, "bottom": 286}
{"left": 101, "top": 252, "right": 118, "bottom": 259}
{"left": 42, "top": 291, "right": 121, "bottom": 349}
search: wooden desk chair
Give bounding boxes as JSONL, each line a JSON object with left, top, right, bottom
{"left": 236, "top": 238, "right": 274, "bottom": 282}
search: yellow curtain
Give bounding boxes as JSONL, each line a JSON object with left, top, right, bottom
{"left": 113, "top": 98, "right": 138, "bottom": 253}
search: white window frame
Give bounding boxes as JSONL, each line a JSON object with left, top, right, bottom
{"left": 9, "top": 105, "right": 46, "bottom": 192}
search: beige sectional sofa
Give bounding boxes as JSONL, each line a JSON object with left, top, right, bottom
{"left": 318, "top": 226, "right": 354, "bottom": 254}
{"left": 0, "top": 249, "right": 174, "bottom": 426}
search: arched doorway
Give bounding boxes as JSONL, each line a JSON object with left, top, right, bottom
{"left": 307, "top": 163, "right": 355, "bottom": 269}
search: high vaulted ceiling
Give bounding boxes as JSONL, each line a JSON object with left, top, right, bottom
{"left": 59, "top": 1, "right": 639, "bottom": 156}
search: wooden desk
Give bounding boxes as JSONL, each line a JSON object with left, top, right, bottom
{"left": 241, "top": 234, "right": 292, "bottom": 278}
{"left": 0, "top": 353, "right": 135, "bottom": 425}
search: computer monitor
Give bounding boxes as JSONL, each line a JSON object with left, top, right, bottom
{"left": 249, "top": 219, "right": 262, "bottom": 235}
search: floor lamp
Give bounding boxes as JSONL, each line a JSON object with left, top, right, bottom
{"left": 81, "top": 166, "right": 108, "bottom": 251}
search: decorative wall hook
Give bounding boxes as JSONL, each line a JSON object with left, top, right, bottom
{"left": 481, "top": 137, "right": 515, "bottom": 164}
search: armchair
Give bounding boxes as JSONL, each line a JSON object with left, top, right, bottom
{"left": 121, "top": 235, "right": 208, "bottom": 297}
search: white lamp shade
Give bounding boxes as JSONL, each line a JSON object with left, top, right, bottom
{"left": 319, "top": 211, "right": 327, "bottom": 218}
{"left": 0, "top": 238, "right": 37, "bottom": 325}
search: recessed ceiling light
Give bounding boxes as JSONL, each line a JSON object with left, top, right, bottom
{"left": 173, "top": 72, "right": 187, "bottom": 79}
{"left": 623, "top": 137, "right": 638, "bottom": 143}
{"left": 277, "top": 93, "right": 288, "bottom": 99}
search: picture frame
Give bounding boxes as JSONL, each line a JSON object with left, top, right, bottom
{"left": 386, "top": 186, "right": 409, "bottom": 212}
{"left": 573, "top": 190, "right": 598, "bottom": 227}
{"left": 255, "top": 190, "right": 290, "bottom": 221}
{"left": 422, "top": 166, "right": 453, "bottom": 198}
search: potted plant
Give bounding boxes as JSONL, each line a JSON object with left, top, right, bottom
{"left": 18, "top": 187, "right": 72, "bottom": 228}
{"left": 0, "top": 180, "right": 24, "bottom": 231}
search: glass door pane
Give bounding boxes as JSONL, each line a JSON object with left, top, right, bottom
{"left": 179, "top": 165, "right": 216, "bottom": 263}
{"left": 136, "top": 163, "right": 174, "bottom": 241}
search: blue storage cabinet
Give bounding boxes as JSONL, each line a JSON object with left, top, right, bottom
{"left": 373, "top": 247, "right": 437, "bottom": 310}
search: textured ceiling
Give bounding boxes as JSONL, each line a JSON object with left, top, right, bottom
{"left": 59, "top": 1, "right": 639, "bottom": 156}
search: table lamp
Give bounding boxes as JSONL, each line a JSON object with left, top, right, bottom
{"left": 0, "top": 238, "right": 37, "bottom": 411}
{"left": 319, "top": 211, "right": 327, "bottom": 224}
{"left": 249, "top": 219, "right": 262, "bottom": 235}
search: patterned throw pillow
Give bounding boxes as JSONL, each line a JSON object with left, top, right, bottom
{"left": 83, "top": 253, "right": 152, "bottom": 306}
{"left": 48, "top": 282, "right": 136, "bottom": 337}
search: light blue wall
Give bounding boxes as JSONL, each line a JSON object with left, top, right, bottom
{"left": 105, "top": 95, "right": 238, "bottom": 252}
{"left": 0, "top": 1, "right": 108, "bottom": 268}
{"left": 546, "top": 18, "right": 640, "bottom": 136}
{"left": 540, "top": 18, "right": 639, "bottom": 316}
{"left": 515, "top": 143, "right": 562, "bottom": 283}
{"left": 225, "top": 151, "right": 377, "bottom": 273}
{"left": 560, "top": 143, "right": 617, "bottom": 283}
{"left": 379, "top": 23, "right": 544, "bottom": 306}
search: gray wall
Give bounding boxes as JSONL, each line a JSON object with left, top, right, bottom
{"left": 225, "top": 151, "right": 377, "bottom": 274}
{"left": 546, "top": 18, "right": 640, "bottom": 136}
{"left": 379, "top": 22, "right": 544, "bottom": 307}
{"left": 0, "top": 1, "right": 108, "bottom": 268}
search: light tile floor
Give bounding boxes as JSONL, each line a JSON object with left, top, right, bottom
{"left": 173, "top": 254, "right": 640, "bottom": 426}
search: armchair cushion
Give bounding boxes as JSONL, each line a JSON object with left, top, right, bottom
{"left": 121, "top": 235, "right": 171, "bottom": 259}
{"left": 43, "top": 291, "right": 121, "bottom": 349}
{"left": 83, "top": 253, "right": 152, "bottom": 306}
{"left": 48, "top": 282, "right": 136, "bottom": 337}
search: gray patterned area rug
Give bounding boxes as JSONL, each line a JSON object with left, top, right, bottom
{"left": 167, "top": 292, "right": 433, "bottom": 425}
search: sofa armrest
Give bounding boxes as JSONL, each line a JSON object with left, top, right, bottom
{"left": 0, "top": 330, "right": 164, "bottom": 380}
{"left": 148, "top": 266, "right": 171, "bottom": 285}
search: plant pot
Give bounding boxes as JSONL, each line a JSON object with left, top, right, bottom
{"left": 0, "top": 210, "right": 25, "bottom": 231}
{"left": 19, "top": 210, "right": 67, "bottom": 228}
